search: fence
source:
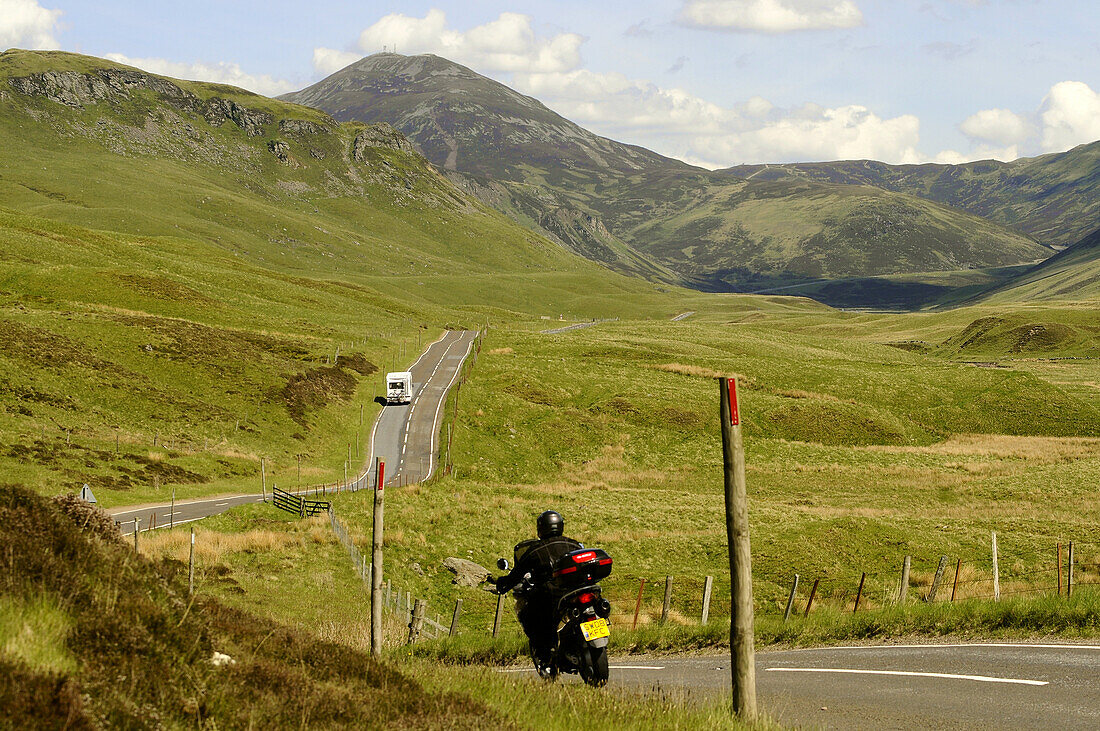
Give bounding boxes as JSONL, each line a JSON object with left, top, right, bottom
{"left": 272, "top": 486, "right": 330, "bottom": 517}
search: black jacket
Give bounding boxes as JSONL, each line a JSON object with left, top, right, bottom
{"left": 496, "top": 535, "right": 582, "bottom": 593}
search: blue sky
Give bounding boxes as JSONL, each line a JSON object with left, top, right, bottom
{"left": 2, "top": 0, "right": 1098, "bottom": 166}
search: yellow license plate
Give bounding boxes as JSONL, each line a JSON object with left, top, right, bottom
{"left": 580, "top": 617, "right": 609, "bottom": 641}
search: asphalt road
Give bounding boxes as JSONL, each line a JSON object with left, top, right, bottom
{"left": 366, "top": 329, "right": 477, "bottom": 486}
{"left": 502, "top": 643, "right": 1100, "bottom": 729}
{"left": 108, "top": 329, "right": 477, "bottom": 532}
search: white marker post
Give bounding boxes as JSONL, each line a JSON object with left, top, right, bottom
{"left": 370, "top": 458, "right": 386, "bottom": 657}
{"left": 719, "top": 376, "right": 756, "bottom": 719}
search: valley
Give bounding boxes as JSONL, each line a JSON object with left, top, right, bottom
{"left": 1, "top": 46, "right": 1098, "bottom": 729}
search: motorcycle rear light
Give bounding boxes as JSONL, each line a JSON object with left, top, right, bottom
{"left": 555, "top": 566, "right": 578, "bottom": 576}
{"left": 598, "top": 558, "right": 612, "bottom": 565}
{"left": 578, "top": 592, "right": 596, "bottom": 604}
{"left": 572, "top": 550, "right": 598, "bottom": 563}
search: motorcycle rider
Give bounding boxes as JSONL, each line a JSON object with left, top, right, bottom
{"left": 493, "top": 510, "right": 582, "bottom": 668}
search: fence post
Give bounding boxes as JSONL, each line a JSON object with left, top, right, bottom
{"left": 718, "top": 376, "right": 756, "bottom": 719}
{"left": 951, "top": 558, "right": 961, "bottom": 601}
{"left": 803, "top": 578, "right": 820, "bottom": 618}
{"left": 783, "top": 574, "right": 799, "bottom": 623}
{"left": 188, "top": 527, "right": 195, "bottom": 595}
{"left": 854, "top": 572, "right": 866, "bottom": 612}
{"left": 450, "top": 599, "right": 462, "bottom": 637}
{"left": 897, "top": 556, "right": 911, "bottom": 604}
{"left": 632, "top": 578, "right": 646, "bottom": 629}
{"left": 701, "top": 576, "right": 714, "bottom": 625}
{"left": 134, "top": 517, "right": 140, "bottom": 551}
{"left": 927, "top": 555, "right": 949, "bottom": 602}
{"left": 407, "top": 599, "right": 426, "bottom": 644}
{"left": 992, "top": 532, "right": 1000, "bottom": 602}
{"left": 1068, "top": 542, "right": 1074, "bottom": 597}
{"left": 261, "top": 457, "right": 266, "bottom": 502}
{"left": 370, "top": 458, "right": 386, "bottom": 657}
{"left": 661, "top": 576, "right": 673, "bottom": 625}
{"left": 492, "top": 592, "right": 505, "bottom": 638}
{"left": 1057, "top": 543, "right": 1063, "bottom": 596}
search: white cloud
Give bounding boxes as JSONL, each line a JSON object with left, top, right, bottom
{"left": 104, "top": 54, "right": 296, "bottom": 97}
{"left": 1039, "top": 81, "right": 1100, "bottom": 153}
{"left": 679, "top": 0, "right": 864, "bottom": 33}
{"left": 352, "top": 10, "right": 583, "bottom": 74}
{"left": 959, "top": 108, "right": 1031, "bottom": 146}
{"left": 0, "top": 0, "right": 62, "bottom": 49}
{"left": 513, "top": 69, "right": 922, "bottom": 164}
{"left": 312, "top": 47, "right": 362, "bottom": 76}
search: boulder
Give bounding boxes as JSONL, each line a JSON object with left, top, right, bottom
{"left": 442, "top": 557, "right": 490, "bottom": 587}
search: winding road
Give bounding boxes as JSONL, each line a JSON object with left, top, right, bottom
{"left": 108, "top": 330, "right": 478, "bottom": 532}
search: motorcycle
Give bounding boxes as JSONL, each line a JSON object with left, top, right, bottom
{"left": 493, "top": 547, "right": 614, "bottom": 687}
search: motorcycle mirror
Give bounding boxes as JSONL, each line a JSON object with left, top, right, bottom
{"left": 496, "top": 558, "right": 510, "bottom": 571}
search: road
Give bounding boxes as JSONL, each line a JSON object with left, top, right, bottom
{"left": 366, "top": 329, "right": 477, "bottom": 486}
{"left": 108, "top": 329, "right": 478, "bottom": 532}
{"left": 502, "top": 643, "right": 1100, "bottom": 729}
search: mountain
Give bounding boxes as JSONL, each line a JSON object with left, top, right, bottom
{"left": 723, "top": 141, "right": 1100, "bottom": 248}
{"left": 284, "top": 53, "right": 1054, "bottom": 305}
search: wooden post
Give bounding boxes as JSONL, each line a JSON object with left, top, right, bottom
{"left": 386, "top": 580, "right": 392, "bottom": 607}
{"left": 407, "top": 599, "right": 426, "bottom": 644}
{"left": 854, "top": 572, "right": 866, "bottom": 612}
{"left": 1057, "top": 543, "right": 1063, "bottom": 596}
{"left": 632, "top": 578, "right": 646, "bottom": 629}
{"left": 188, "top": 528, "right": 195, "bottom": 595}
{"left": 951, "top": 558, "right": 962, "bottom": 601}
{"left": 170, "top": 489, "right": 175, "bottom": 529}
{"left": 1068, "top": 542, "right": 1074, "bottom": 597}
{"left": 992, "top": 531, "right": 1000, "bottom": 602}
{"left": 370, "top": 458, "right": 386, "bottom": 657}
{"left": 701, "top": 576, "right": 714, "bottom": 625}
{"left": 492, "top": 592, "right": 505, "bottom": 638}
{"left": 297, "top": 454, "right": 301, "bottom": 492}
{"left": 927, "top": 555, "right": 949, "bottom": 602}
{"left": 718, "top": 377, "right": 755, "bottom": 718}
{"left": 898, "top": 555, "right": 911, "bottom": 604}
{"left": 783, "top": 574, "right": 799, "bottom": 623}
{"left": 450, "top": 599, "right": 462, "bottom": 636}
{"left": 261, "top": 457, "right": 267, "bottom": 502}
{"left": 661, "top": 576, "right": 673, "bottom": 625}
{"left": 803, "top": 578, "right": 820, "bottom": 618}
{"left": 133, "top": 517, "right": 139, "bottom": 551}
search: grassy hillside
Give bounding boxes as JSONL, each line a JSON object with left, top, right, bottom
{"left": 977, "top": 227, "right": 1100, "bottom": 304}
{"left": 0, "top": 485, "right": 508, "bottom": 728}
{"left": 0, "top": 50, "right": 684, "bottom": 507}
{"left": 724, "top": 141, "right": 1100, "bottom": 248}
{"left": 285, "top": 53, "right": 1051, "bottom": 306}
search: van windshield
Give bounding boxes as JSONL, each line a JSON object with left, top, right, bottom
{"left": 389, "top": 382, "right": 403, "bottom": 390}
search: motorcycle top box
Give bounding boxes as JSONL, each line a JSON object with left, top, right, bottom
{"left": 551, "top": 548, "right": 612, "bottom": 588}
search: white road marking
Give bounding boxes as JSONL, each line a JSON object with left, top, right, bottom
{"left": 427, "top": 333, "right": 476, "bottom": 479}
{"left": 765, "top": 667, "right": 1048, "bottom": 686}
{"left": 796, "top": 642, "right": 1100, "bottom": 652}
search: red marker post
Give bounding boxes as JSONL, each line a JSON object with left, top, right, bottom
{"left": 719, "top": 377, "right": 756, "bottom": 719}
{"left": 370, "top": 457, "right": 385, "bottom": 656}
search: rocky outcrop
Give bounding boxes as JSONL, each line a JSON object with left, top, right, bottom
{"left": 201, "top": 97, "right": 271, "bottom": 137}
{"left": 442, "top": 557, "right": 490, "bottom": 587}
{"left": 8, "top": 68, "right": 195, "bottom": 109}
{"left": 352, "top": 123, "right": 417, "bottom": 159}
{"left": 278, "top": 118, "right": 329, "bottom": 136}
{"left": 268, "top": 139, "right": 290, "bottom": 164}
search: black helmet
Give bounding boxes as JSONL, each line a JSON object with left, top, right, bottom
{"left": 536, "top": 510, "right": 564, "bottom": 539}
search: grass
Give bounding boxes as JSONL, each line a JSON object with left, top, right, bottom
{"left": 0, "top": 594, "right": 76, "bottom": 675}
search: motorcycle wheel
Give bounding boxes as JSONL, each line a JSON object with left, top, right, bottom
{"left": 579, "top": 646, "right": 609, "bottom": 687}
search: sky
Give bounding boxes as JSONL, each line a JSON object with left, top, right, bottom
{"left": 2, "top": 0, "right": 1098, "bottom": 168}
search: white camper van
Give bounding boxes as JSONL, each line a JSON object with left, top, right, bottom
{"left": 386, "top": 371, "right": 413, "bottom": 405}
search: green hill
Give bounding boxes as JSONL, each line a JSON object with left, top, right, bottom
{"left": 284, "top": 53, "right": 1052, "bottom": 305}
{"left": 723, "top": 141, "right": 1100, "bottom": 249}
{"left": 975, "top": 226, "right": 1100, "bottom": 303}
{"left": 0, "top": 49, "right": 680, "bottom": 505}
